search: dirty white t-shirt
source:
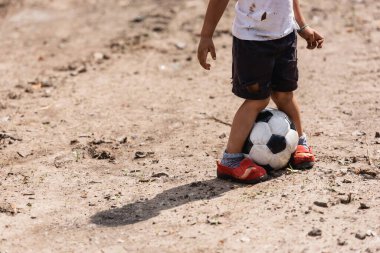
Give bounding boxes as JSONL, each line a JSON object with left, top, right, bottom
{"left": 232, "top": 0, "right": 297, "bottom": 41}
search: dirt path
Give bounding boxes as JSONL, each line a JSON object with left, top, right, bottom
{"left": 0, "top": 0, "right": 379, "bottom": 252}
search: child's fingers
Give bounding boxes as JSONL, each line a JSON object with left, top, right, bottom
{"left": 210, "top": 46, "right": 216, "bottom": 60}
{"left": 306, "top": 38, "right": 314, "bottom": 49}
{"left": 317, "top": 41, "right": 323, "bottom": 48}
{"left": 306, "top": 34, "right": 317, "bottom": 50}
{"left": 314, "top": 31, "right": 324, "bottom": 49}
{"left": 317, "top": 38, "right": 324, "bottom": 48}
{"left": 197, "top": 48, "right": 210, "bottom": 70}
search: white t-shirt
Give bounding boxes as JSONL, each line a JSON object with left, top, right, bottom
{"left": 232, "top": 0, "right": 297, "bottom": 41}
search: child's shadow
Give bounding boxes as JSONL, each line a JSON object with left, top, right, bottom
{"left": 90, "top": 178, "right": 242, "bottom": 227}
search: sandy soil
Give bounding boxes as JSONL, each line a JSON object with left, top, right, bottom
{"left": 0, "top": 0, "right": 379, "bottom": 252}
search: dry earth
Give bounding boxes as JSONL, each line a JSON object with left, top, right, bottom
{"left": 0, "top": 0, "right": 380, "bottom": 252}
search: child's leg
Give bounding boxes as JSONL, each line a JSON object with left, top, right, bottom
{"left": 271, "top": 91, "right": 302, "bottom": 137}
{"left": 217, "top": 98, "right": 270, "bottom": 183}
{"left": 271, "top": 90, "right": 315, "bottom": 169}
{"left": 226, "top": 98, "right": 270, "bottom": 153}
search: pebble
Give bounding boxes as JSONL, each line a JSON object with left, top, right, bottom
{"left": 342, "top": 179, "right": 352, "bottom": 183}
{"left": 151, "top": 172, "right": 169, "bottom": 178}
{"left": 7, "top": 92, "right": 20, "bottom": 100}
{"left": 355, "top": 232, "right": 367, "bottom": 240}
{"left": 308, "top": 228, "right": 322, "bottom": 237}
{"left": 366, "top": 230, "right": 376, "bottom": 237}
{"left": 314, "top": 201, "right": 328, "bottom": 208}
{"left": 340, "top": 193, "right": 352, "bottom": 204}
{"left": 337, "top": 238, "right": 347, "bottom": 246}
{"left": 117, "top": 136, "right": 128, "bottom": 144}
{"left": 175, "top": 42, "right": 187, "bottom": 50}
{"left": 131, "top": 15, "right": 145, "bottom": 23}
{"left": 359, "top": 203, "right": 370, "bottom": 209}
{"left": 93, "top": 52, "right": 109, "bottom": 63}
{"left": 352, "top": 130, "right": 366, "bottom": 136}
{"left": 219, "top": 133, "right": 227, "bottom": 139}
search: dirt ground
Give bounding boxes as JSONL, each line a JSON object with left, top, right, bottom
{"left": 0, "top": 0, "right": 379, "bottom": 252}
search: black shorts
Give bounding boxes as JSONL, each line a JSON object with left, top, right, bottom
{"left": 232, "top": 31, "right": 298, "bottom": 100}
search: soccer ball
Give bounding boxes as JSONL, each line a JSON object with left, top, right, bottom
{"left": 243, "top": 108, "right": 299, "bottom": 170}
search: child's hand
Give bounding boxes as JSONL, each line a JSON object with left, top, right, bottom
{"left": 298, "top": 27, "right": 324, "bottom": 49}
{"left": 197, "top": 37, "right": 216, "bottom": 70}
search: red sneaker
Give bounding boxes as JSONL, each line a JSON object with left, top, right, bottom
{"left": 217, "top": 158, "right": 268, "bottom": 184}
{"left": 290, "top": 145, "right": 315, "bottom": 169}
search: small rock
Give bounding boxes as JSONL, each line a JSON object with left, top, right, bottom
{"left": 339, "top": 168, "right": 348, "bottom": 176}
{"left": 88, "top": 147, "right": 114, "bottom": 160}
{"left": 24, "top": 87, "right": 34, "bottom": 94}
{"left": 359, "top": 203, "right": 370, "bottom": 209}
{"left": 308, "top": 228, "right": 322, "bottom": 237}
{"left": 314, "top": 201, "right": 328, "bottom": 208}
{"left": 89, "top": 139, "right": 106, "bottom": 145}
{"left": 80, "top": 191, "right": 88, "bottom": 199}
{"left": 342, "top": 179, "right": 352, "bottom": 183}
{"left": 7, "top": 92, "right": 20, "bottom": 100}
{"left": 151, "top": 172, "right": 169, "bottom": 178}
{"left": 93, "top": 52, "right": 110, "bottom": 63}
{"left": 152, "top": 26, "right": 164, "bottom": 32}
{"left": 131, "top": 15, "right": 145, "bottom": 23}
{"left": 134, "top": 151, "right": 147, "bottom": 159}
{"left": 366, "top": 230, "right": 376, "bottom": 237}
{"left": 355, "top": 232, "right": 367, "bottom": 240}
{"left": 175, "top": 42, "right": 187, "bottom": 50}
{"left": 352, "top": 130, "right": 366, "bottom": 137}
{"left": 337, "top": 238, "right": 347, "bottom": 246}
{"left": 219, "top": 133, "right": 227, "bottom": 139}
{"left": 118, "top": 136, "right": 128, "bottom": 144}
{"left": 134, "top": 151, "right": 154, "bottom": 159}
{"left": 340, "top": 193, "right": 352, "bottom": 204}
{"left": 206, "top": 218, "right": 221, "bottom": 225}
{"left": 375, "top": 132, "right": 380, "bottom": 138}
{"left": 70, "top": 139, "right": 79, "bottom": 145}
{"left": 0, "top": 202, "right": 18, "bottom": 216}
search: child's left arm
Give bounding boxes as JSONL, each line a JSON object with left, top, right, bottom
{"left": 293, "top": 0, "right": 324, "bottom": 49}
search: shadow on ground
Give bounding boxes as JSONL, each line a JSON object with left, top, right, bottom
{"left": 90, "top": 178, "right": 243, "bottom": 227}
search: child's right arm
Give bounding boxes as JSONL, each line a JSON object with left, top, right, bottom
{"left": 197, "top": 0, "right": 230, "bottom": 70}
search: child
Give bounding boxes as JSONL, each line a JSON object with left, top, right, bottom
{"left": 198, "top": 0, "right": 324, "bottom": 183}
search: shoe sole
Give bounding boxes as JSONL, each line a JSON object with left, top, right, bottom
{"left": 291, "top": 162, "right": 315, "bottom": 170}
{"left": 217, "top": 171, "right": 269, "bottom": 184}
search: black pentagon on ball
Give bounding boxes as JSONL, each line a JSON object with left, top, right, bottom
{"left": 255, "top": 110, "right": 273, "bottom": 123}
{"left": 266, "top": 134, "right": 287, "bottom": 154}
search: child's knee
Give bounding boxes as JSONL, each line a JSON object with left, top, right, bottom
{"left": 243, "top": 97, "right": 270, "bottom": 111}
{"left": 271, "top": 91, "right": 293, "bottom": 105}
